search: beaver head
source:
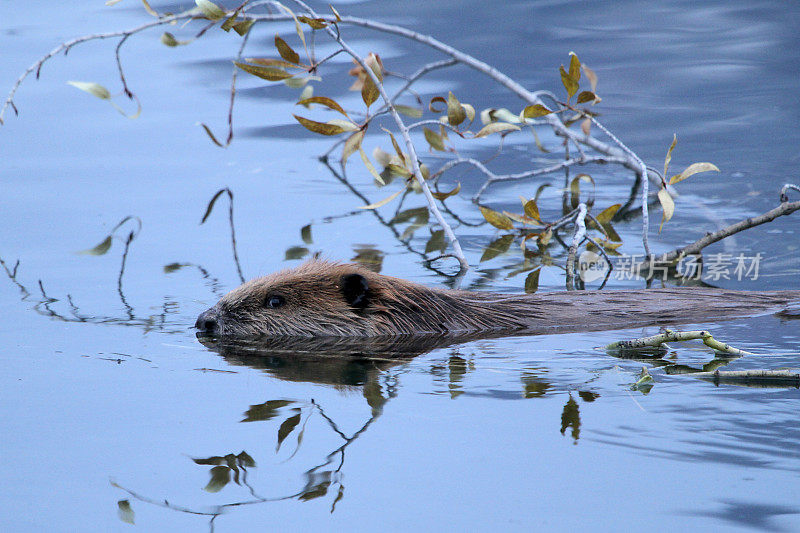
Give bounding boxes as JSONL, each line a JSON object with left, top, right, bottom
{"left": 195, "top": 260, "right": 527, "bottom": 338}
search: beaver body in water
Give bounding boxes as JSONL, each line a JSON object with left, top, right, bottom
{"left": 195, "top": 260, "right": 800, "bottom": 338}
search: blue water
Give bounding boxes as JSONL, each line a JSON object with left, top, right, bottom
{"left": 2, "top": 1, "right": 799, "bottom": 531}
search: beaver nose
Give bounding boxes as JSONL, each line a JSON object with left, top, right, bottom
{"left": 195, "top": 308, "right": 219, "bottom": 336}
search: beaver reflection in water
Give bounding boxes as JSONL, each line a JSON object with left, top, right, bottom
{"left": 195, "top": 260, "right": 800, "bottom": 338}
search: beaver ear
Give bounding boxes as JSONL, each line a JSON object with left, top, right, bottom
{"left": 342, "top": 273, "right": 369, "bottom": 310}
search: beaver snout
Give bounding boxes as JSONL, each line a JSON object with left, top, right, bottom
{"left": 195, "top": 308, "right": 220, "bottom": 337}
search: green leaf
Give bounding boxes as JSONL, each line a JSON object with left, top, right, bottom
{"left": 576, "top": 91, "right": 597, "bottom": 104}
{"left": 300, "top": 224, "right": 312, "bottom": 244}
{"left": 523, "top": 198, "right": 542, "bottom": 222}
{"left": 296, "top": 96, "right": 348, "bottom": 117}
{"left": 631, "top": 367, "right": 654, "bottom": 393}
{"left": 195, "top": 0, "right": 225, "bottom": 20}
{"left": 423, "top": 127, "right": 446, "bottom": 151}
{"left": 204, "top": 466, "right": 230, "bottom": 492}
{"left": 361, "top": 74, "right": 379, "bottom": 108}
{"left": 117, "top": 500, "right": 135, "bottom": 525}
{"left": 67, "top": 81, "right": 110, "bottom": 100}
{"left": 446, "top": 91, "right": 466, "bottom": 126}
{"left": 669, "top": 162, "right": 720, "bottom": 185}
{"left": 568, "top": 52, "right": 581, "bottom": 82}
{"left": 480, "top": 234, "right": 514, "bottom": 262}
{"left": 232, "top": 19, "right": 255, "bottom": 36}
{"left": 274, "top": 34, "right": 300, "bottom": 64}
{"left": 285, "top": 246, "right": 309, "bottom": 260}
{"left": 559, "top": 65, "right": 579, "bottom": 100}
{"left": 79, "top": 235, "right": 112, "bottom": 255}
{"left": 474, "top": 122, "right": 520, "bottom": 138}
{"left": 277, "top": 413, "right": 302, "bottom": 451}
{"left": 395, "top": 105, "right": 423, "bottom": 118}
{"left": 521, "top": 104, "right": 552, "bottom": 119}
{"left": 658, "top": 188, "right": 674, "bottom": 233}
{"left": 479, "top": 206, "right": 514, "bottom": 230}
{"left": 297, "top": 15, "right": 328, "bottom": 29}
{"left": 425, "top": 230, "right": 446, "bottom": 254}
{"left": 294, "top": 115, "right": 348, "bottom": 135}
{"left": 241, "top": 399, "right": 293, "bottom": 422}
{"left": 160, "top": 32, "right": 186, "bottom": 47}
{"left": 524, "top": 268, "right": 541, "bottom": 294}
{"left": 234, "top": 62, "right": 292, "bottom": 81}
{"left": 431, "top": 182, "right": 461, "bottom": 200}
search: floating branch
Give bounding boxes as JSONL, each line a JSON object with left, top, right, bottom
{"left": 606, "top": 329, "right": 754, "bottom": 356}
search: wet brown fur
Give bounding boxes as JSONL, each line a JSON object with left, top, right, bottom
{"left": 197, "top": 260, "right": 800, "bottom": 338}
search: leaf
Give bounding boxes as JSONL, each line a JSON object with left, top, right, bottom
{"left": 285, "top": 246, "right": 309, "bottom": 260}
{"left": 446, "top": 91, "right": 466, "bottom": 126}
{"left": 595, "top": 204, "right": 621, "bottom": 224}
{"left": 195, "top": 0, "right": 225, "bottom": 20}
{"left": 273, "top": 2, "right": 307, "bottom": 50}
{"left": 295, "top": 96, "right": 348, "bottom": 117}
{"left": 581, "top": 118, "right": 591, "bottom": 135}
{"left": 299, "top": 481, "right": 331, "bottom": 501}
{"left": 372, "top": 146, "right": 392, "bottom": 167}
{"left": 475, "top": 122, "right": 520, "bottom": 138}
{"left": 361, "top": 74, "right": 379, "bottom": 108}
{"left": 241, "top": 399, "right": 293, "bottom": 422}
{"left": 669, "top": 162, "right": 720, "bottom": 185}
{"left": 359, "top": 148, "right": 385, "bottom": 185}
{"left": 462, "top": 103, "right": 476, "bottom": 123}
{"left": 568, "top": 52, "right": 581, "bottom": 82}
{"left": 663, "top": 133, "right": 677, "bottom": 177}
{"left": 294, "top": 115, "right": 347, "bottom": 135}
{"left": 237, "top": 450, "right": 256, "bottom": 468}
{"left": 524, "top": 268, "right": 541, "bottom": 294}
{"left": 300, "top": 224, "right": 312, "bottom": 244}
{"left": 504, "top": 211, "right": 540, "bottom": 226}
{"left": 387, "top": 164, "right": 412, "bottom": 178}
{"left": 277, "top": 413, "right": 302, "bottom": 451}
{"left": 204, "top": 466, "right": 230, "bottom": 492}
{"left": 232, "top": 19, "right": 255, "bottom": 36}
{"left": 326, "top": 119, "right": 359, "bottom": 132}
{"left": 163, "top": 262, "right": 189, "bottom": 273}
{"left": 425, "top": 230, "right": 446, "bottom": 254}
{"left": 570, "top": 174, "right": 595, "bottom": 208}
{"left": 480, "top": 234, "right": 514, "bottom": 262}
{"left": 117, "top": 500, "right": 135, "bottom": 525}
{"left": 297, "top": 16, "right": 328, "bottom": 29}
{"left": 582, "top": 64, "right": 598, "bottom": 91}
{"left": 383, "top": 128, "right": 405, "bottom": 163}
{"left": 342, "top": 129, "right": 365, "bottom": 165}
{"left": 631, "top": 367, "right": 654, "bottom": 393}
{"left": 523, "top": 198, "right": 542, "bottom": 222}
{"left": 521, "top": 104, "right": 552, "bottom": 119}
{"left": 479, "top": 206, "right": 514, "bottom": 230}
{"left": 330, "top": 4, "right": 342, "bottom": 21}
{"left": 359, "top": 189, "right": 402, "bottom": 210}
{"left": 297, "top": 85, "right": 313, "bottom": 106}
{"left": 245, "top": 57, "right": 304, "bottom": 70}
{"left": 429, "top": 96, "right": 446, "bottom": 113}
{"left": 423, "top": 127, "right": 446, "bottom": 151}
{"left": 559, "top": 65, "right": 579, "bottom": 100}
{"left": 221, "top": 9, "right": 242, "bottom": 31}
{"left": 67, "top": 81, "right": 110, "bottom": 100}
{"left": 395, "top": 105, "right": 422, "bottom": 118}
{"left": 431, "top": 182, "right": 461, "bottom": 200}
{"left": 160, "top": 32, "right": 186, "bottom": 47}
{"left": 199, "top": 123, "right": 225, "bottom": 147}
{"left": 274, "top": 34, "right": 300, "bottom": 64}
{"left": 201, "top": 188, "right": 227, "bottom": 223}
{"left": 79, "top": 235, "right": 112, "bottom": 255}
{"left": 577, "top": 91, "right": 597, "bottom": 104}
{"left": 234, "top": 62, "right": 292, "bottom": 81}
{"left": 658, "top": 188, "right": 674, "bottom": 233}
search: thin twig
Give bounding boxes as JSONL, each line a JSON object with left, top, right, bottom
{"left": 565, "top": 203, "right": 587, "bottom": 291}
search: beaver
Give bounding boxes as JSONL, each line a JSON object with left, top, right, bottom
{"left": 195, "top": 260, "right": 800, "bottom": 338}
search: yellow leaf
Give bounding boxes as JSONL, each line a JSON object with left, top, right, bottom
{"left": 560, "top": 65, "right": 579, "bottom": 100}
{"left": 658, "top": 188, "right": 675, "bottom": 233}
{"left": 663, "top": 133, "right": 677, "bottom": 177}
{"left": 475, "top": 122, "right": 520, "bottom": 138}
{"left": 295, "top": 96, "right": 348, "bottom": 117}
{"left": 521, "top": 104, "right": 552, "bottom": 119}
{"left": 577, "top": 91, "right": 597, "bottom": 104}
{"left": 669, "top": 162, "right": 720, "bottom": 185}
{"left": 479, "top": 206, "right": 514, "bottom": 230}
{"left": 387, "top": 164, "right": 412, "bottom": 178}
{"left": 360, "top": 189, "right": 402, "bottom": 209}
{"left": 395, "top": 105, "right": 422, "bottom": 118}
{"left": 568, "top": 52, "right": 581, "bottom": 82}
{"left": 523, "top": 198, "right": 542, "bottom": 221}
{"left": 359, "top": 148, "right": 385, "bottom": 185}
{"left": 595, "top": 204, "right": 621, "bottom": 224}
{"left": 342, "top": 130, "right": 365, "bottom": 165}
{"left": 361, "top": 74, "right": 379, "bottom": 107}
{"left": 67, "top": 81, "right": 110, "bottom": 100}
{"left": 431, "top": 182, "right": 461, "bottom": 200}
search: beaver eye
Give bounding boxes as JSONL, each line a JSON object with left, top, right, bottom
{"left": 265, "top": 294, "right": 285, "bottom": 309}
